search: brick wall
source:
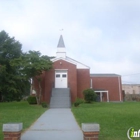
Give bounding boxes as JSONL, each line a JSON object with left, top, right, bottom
{"left": 34, "top": 59, "right": 78, "bottom": 103}
{"left": 91, "top": 76, "right": 122, "bottom": 102}
{"left": 34, "top": 63, "right": 122, "bottom": 103}
{"left": 77, "top": 69, "right": 90, "bottom": 99}
{"left": 53, "top": 60, "right": 77, "bottom": 102}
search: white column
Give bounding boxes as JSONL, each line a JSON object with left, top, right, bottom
{"left": 100, "top": 92, "right": 102, "bottom": 102}
{"left": 118, "top": 76, "right": 122, "bottom": 101}
{"left": 107, "top": 91, "right": 109, "bottom": 102}
{"left": 90, "top": 79, "right": 93, "bottom": 89}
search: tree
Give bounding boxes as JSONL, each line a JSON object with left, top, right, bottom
{"left": 24, "top": 51, "right": 52, "bottom": 104}
{"left": 0, "top": 30, "right": 30, "bottom": 101}
{"left": 11, "top": 51, "right": 52, "bottom": 104}
{"left": 0, "top": 30, "right": 53, "bottom": 103}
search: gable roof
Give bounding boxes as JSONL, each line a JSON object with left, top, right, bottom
{"left": 51, "top": 56, "right": 89, "bottom": 69}
{"left": 57, "top": 35, "right": 65, "bottom": 48}
{"left": 51, "top": 57, "right": 77, "bottom": 66}
{"left": 66, "top": 56, "right": 90, "bottom": 69}
{"left": 90, "top": 73, "right": 121, "bottom": 77}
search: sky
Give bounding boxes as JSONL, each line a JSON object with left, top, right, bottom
{"left": 0, "top": 0, "right": 140, "bottom": 84}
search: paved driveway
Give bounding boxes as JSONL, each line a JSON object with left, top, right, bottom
{"left": 21, "top": 109, "right": 83, "bottom": 140}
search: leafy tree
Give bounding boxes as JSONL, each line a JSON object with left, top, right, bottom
{"left": 24, "top": 51, "right": 52, "bottom": 104}
{"left": 0, "top": 30, "right": 30, "bottom": 101}
{"left": 11, "top": 51, "right": 52, "bottom": 104}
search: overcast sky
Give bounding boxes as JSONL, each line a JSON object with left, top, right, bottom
{"left": 0, "top": 0, "right": 140, "bottom": 84}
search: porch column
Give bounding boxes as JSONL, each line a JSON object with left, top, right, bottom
{"left": 90, "top": 79, "right": 93, "bottom": 89}
{"left": 100, "top": 92, "right": 102, "bottom": 102}
{"left": 107, "top": 91, "right": 109, "bottom": 102}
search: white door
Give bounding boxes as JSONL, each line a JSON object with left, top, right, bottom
{"left": 55, "top": 70, "right": 68, "bottom": 88}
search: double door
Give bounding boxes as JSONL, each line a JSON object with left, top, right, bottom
{"left": 55, "top": 70, "right": 67, "bottom": 88}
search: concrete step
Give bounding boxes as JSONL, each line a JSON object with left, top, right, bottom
{"left": 50, "top": 98, "right": 70, "bottom": 102}
{"left": 50, "top": 105, "right": 71, "bottom": 107}
{"left": 50, "top": 103, "right": 71, "bottom": 108}
{"left": 50, "top": 88, "right": 71, "bottom": 108}
{"left": 51, "top": 92, "right": 70, "bottom": 97}
{"left": 51, "top": 88, "right": 70, "bottom": 97}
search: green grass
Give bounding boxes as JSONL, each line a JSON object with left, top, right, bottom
{"left": 72, "top": 102, "right": 140, "bottom": 140}
{"left": 0, "top": 101, "right": 46, "bottom": 140}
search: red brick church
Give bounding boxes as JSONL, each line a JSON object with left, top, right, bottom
{"left": 34, "top": 35, "right": 123, "bottom": 105}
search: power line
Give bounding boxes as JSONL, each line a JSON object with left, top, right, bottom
{"left": 122, "top": 73, "right": 140, "bottom": 77}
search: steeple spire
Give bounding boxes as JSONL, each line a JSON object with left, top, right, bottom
{"left": 57, "top": 35, "right": 65, "bottom": 48}
{"left": 56, "top": 35, "right": 66, "bottom": 58}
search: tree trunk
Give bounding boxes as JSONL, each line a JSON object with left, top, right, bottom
{"left": 36, "top": 95, "right": 39, "bottom": 105}
{"left": 34, "top": 77, "right": 42, "bottom": 105}
{"left": 30, "top": 78, "right": 32, "bottom": 95}
{"left": 38, "top": 80, "right": 42, "bottom": 105}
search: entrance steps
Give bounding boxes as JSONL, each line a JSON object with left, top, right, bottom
{"left": 50, "top": 88, "right": 71, "bottom": 108}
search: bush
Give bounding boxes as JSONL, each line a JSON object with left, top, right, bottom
{"left": 74, "top": 101, "right": 79, "bottom": 107}
{"left": 74, "top": 98, "right": 84, "bottom": 107}
{"left": 27, "top": 96, "right": 37, "bottom": 104}
{"left": 41, "top": 102, "right": 48, "bottom": 108}
{"left": 83, "top": 89, "right": 97, "bottom": 103}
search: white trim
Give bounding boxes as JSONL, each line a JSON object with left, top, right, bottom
{"left": 55, "top": 69, "right": 68, "bottom": 71}
{"left": 52, "top": 57, "right": 77, "bottom": 66}
{"left": 95, "top": 90, "right": 108, "bottom": 92}
{"left": 51, "top": 56, "right": 90, "bottom": 69}
{"left": 100, "top": 92, "right": 102, "bottom": 102}
{"left": 94, "top": 90, "right": 109, "bottom": 102}
{"left": 66, "top": 56, "right": 90, "bottom": 69}
{"left": 90, "top": 79, "right": 92, "bottom": 89}
{"left": 118, "top": 76, "right": 122, "bottom": 101}
{"left": 107, "top": 91, "right": 109, "bottom": 102}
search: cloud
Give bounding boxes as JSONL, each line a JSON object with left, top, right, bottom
{"left": 0, "top": 0, "right": 140, "bottom": 83}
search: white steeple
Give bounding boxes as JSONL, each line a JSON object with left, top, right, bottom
{"left": 56, "top": 35, "right": 66, "bottom": 58}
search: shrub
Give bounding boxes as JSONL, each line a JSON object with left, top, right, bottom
{"left": 74, "top": 98, "right": 84, "bottom": 107}
{"left": 41, "top": 102, "right": 48, "bottom": 108}
{"left": 27, "top": 96, "right": 37, "bottom": 104}
{"left": 74, "top": 101, "right": 80, "bottom": 107}
{"left": 83, "top": 89, "right": 97, "bottom": 103}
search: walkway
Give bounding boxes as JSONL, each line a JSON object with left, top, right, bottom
{"left": 21, "top": 109, "right": 83, "bottom": 140}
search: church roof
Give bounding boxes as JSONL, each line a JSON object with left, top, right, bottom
{"left": 51, "top": 56, "right": 90, "bottom": 69}
{"left": 57, "top": 35, "right": 65, "bottom": 48}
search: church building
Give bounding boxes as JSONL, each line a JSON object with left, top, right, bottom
{"left": 34, "top": 35, "right": 123, "bottom": 106}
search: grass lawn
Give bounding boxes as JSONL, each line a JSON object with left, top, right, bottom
{"left": 0, "top": 101, "right": 46, "bottom": 140}
{"left": 72, "top": 102, "right": 140, "bottom": 140}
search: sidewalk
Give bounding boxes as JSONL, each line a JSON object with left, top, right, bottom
{"left": 21, "top": 109, "right": 83, "bottom": 140}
